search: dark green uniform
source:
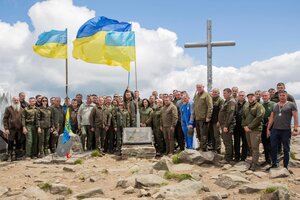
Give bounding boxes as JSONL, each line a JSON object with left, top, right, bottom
{"left": 105, "top": 105, "right": 116, "bottom": 153}
{"left": 242, "top": 101, "right": 265, "bottom": 166}
{"left": 209, "top": 96, "right": 224, "bottom": 152}
{"left": 261, "top": 101, "right": 276, "bottom": 164}
{"left": 115, "top": 108, "right": 130, "bottom": 153}
{"left": 22, "top": 106, "right": 37, "bottom": 158}
{"left": 89, "top": 105, "right": 109, "bottom": 151}
{"left": 147, "top": 106, "right": 165, "bottom": 155}
{"left": 161, "top": 103, "right": 178, "bottom": 154}
{"left": 124, "top": 99, "right": 136, "bottom": 127}
{"left": 140, "top": 107, "right": 153, "bottom": 125}
{"left": 50, "top": 105, "right": 64, "bottom": 153}
{"left": 218, "top": 97, "right": 236, "bottom": 161}
{"left": 193, "top": 91, "right": 213, "bottom": 151}
{"left": 36, "top": 107, "right": 53, "bottom": 157}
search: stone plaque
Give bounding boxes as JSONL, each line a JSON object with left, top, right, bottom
{"left": 56, "top": 135, "right": 73, "bottom": 157}
{"left": 122, "top": 127, "right": 153, "bottom": 145}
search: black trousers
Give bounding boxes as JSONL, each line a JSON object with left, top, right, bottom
{"left": 233, "top": 124, "right": 248, "bottom": 161}
{"left": 261, "top": 125, "right": 271, "bottom": 163}
{"left": 174, "top": 122, "right": 185, "bottom": 151}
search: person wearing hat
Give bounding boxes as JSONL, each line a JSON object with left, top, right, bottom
{"left": 242, "top": 92, "right": 265, "bottom": 171}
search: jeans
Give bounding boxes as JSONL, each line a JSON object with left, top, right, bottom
{"left": 270, "top": 129, "right": 291, "bottom": 168}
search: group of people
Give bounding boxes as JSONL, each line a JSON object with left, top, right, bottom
{"left": 2, "top": 82, "right": 298, "bottom": 171}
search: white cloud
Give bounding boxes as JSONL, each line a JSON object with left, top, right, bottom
{"left": 0, "top": 0, "right": 300, "bottom": 106}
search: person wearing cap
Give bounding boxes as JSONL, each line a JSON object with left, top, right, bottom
{"left": 267, "top": 90, "right": 298, "bottom": 170}
{"left": 242, "top": 93, "right": 265, "bottom": 171}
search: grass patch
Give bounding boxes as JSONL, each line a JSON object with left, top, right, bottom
{"left": 290, "top": 151, "right": 296, "bottom": 160}
{"left": 164, "top": 171, "right": 192, "bottom": 182}
{"left": 91, "top": 150, "right": 102, "bottom": 157}
{"left": 67, "top": 188, "right": 73, "bottom": 194}
{"left": 79, "top": 175, "right": 85, "bottom": 182}
{"left": 160, "top": 182, "right": 169, "bottom": 187}
{"left": 74, "top": 158, "right": 83, "bottom": 165}
{"left": 101, "top": 168, "right": 109, "bottom": 174}
{"left": 37, "top": 182, "right": 51, "bottom": 192}
{"left": 172, "top": 154, "right": 180, "bottom": 164}
{"left": 264, "top": 186, "right": 279, "bottom": 194}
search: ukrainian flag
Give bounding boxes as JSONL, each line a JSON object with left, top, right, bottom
{"left": 72, "top": 16, "right": 136, "bottom": 71}
{"left": 33, "top": 29, "right": 67, "bottom": 59}
{"left": 63, "top": 107, "right": 72, "bottom": 144}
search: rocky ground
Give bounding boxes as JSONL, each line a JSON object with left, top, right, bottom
{"left": 0, "top": 135, "right": 300, "bottom": 200}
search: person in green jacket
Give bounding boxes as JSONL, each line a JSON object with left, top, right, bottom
{"left": 242, "top": 93, "right": 265, "bottom": 171}
{"left": 36, "top": 96, "right": 53, "bottom": 157}
{"left": 193, "top": 84, "right": 213, "bottom": 151}
{"left": 140, "top": 99, "right": 153, "bottom": 127}
{"left": 261, "top": 91, "right": 275, "bottom": 166}
{"left": 22, "top": 97, "right": 38, "bottom": 158}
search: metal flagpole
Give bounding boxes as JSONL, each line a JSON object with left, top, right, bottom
{"left": 66, "top": 58, "right": 68, "bottom": 98}
{"left": 65, "top": 28, "right": 69, "bottom": 98}
{"left": 127, "top": 71, "right": 130, "bottom": 88}
{"left": 135, "top": 60, "right": 140, "bottom": 128}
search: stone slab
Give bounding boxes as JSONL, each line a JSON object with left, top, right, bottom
{"left": 122, "top": 127, "right": 153, "bottom": 144}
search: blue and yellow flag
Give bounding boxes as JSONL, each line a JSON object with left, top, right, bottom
{"left": 63, "top": 107, "right": 72, "bottom": 144}
{"left": 33, "top": 29, "right": 67, "bottom": 59}
{"left": 72, "top": 16, "right": 135, "bottom": 71}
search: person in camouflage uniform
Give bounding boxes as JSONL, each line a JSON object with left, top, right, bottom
{"left": 104, "top": 96, "right": 117, "bottom": 153}
{"left": 22, "top": 97, "right": 38, "bottom": 158}
{"left": 123, "top": 89, "right": 136, "bottom": 127}
{"left": 218, "top": 88, "right": 237, "bottom": 163}
{"left": 36, "top": 96, "right": 53, "bottom": 157}
{"left": 115, "top": 101, "right": 130, "bottom": 155}
{"left": 146, "top": 98, "right": 165, "bottom": 156}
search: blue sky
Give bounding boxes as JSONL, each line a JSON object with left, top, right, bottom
{"left": 1, "top": 0, "right": 300, "bottom": 68}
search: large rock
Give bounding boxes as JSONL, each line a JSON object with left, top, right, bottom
{"left": 153, "top": 180, "right": 206, "bottom": 199}
{"left": 135, "top": 174, "right": 168, "bottom": 188}
{"left": 152, "top": 156, "right": 172, "bottom": 171}
{"left": 74, "top": 188, "right": 104, "bottom": 199}
{"left": 260, "top": 187, "right": 290, "bottom": 200}
{"left": 270, "top": 168, "right": 290, "bottom": 179}
{"left": 23, "top": 186, "right": 50, "bottom": 199}
{"left": 203, "top": 193, "right": 222, "bottom": 200}
{"left": 50, "top": 183, "right": 72, "bottom": 195}
{"left": 239, "top": 182, "right": 287, "bottom": 194}
{"left": 116, "top": 175, "right": 139, "bottom": 188}
{"left": 215, "top": 173, "right": 250, "bottom": 189}
{"left": 253, "top": 172, "right": 268, "bottom": 178}
{"left": 230, "top": 161, "right": 251, "bottom": 172}
{"left": 178, "top": 149, "right": 221, "bottom": 165}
